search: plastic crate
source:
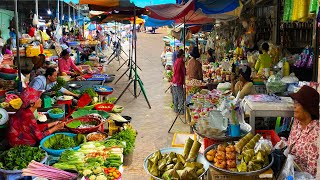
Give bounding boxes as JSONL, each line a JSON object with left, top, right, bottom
{"left": 256, "top": 130, "right": 280, "bottom": 146}
{"left": 172, "top": 133, "right": 197, "bottom": 147}
{"left": 203, "top": 138, "right": 223, "bottom": 150}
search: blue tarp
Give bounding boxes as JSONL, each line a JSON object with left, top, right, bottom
{"left": 130, "top": 0, "right": 176, "bottom": 8}
{"left": 144, "top": 16, "right": 174, "bottom": 27}
{"left": 195, "top": 0, "right": 239, "bottom": 14}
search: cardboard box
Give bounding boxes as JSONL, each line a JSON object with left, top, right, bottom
{"left": 207, "top": 167, "right": 275, "bottom": 180}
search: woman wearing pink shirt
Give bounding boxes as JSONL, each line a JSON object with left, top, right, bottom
{"left": 58, "top": 50, "right": 83, "bottom": 76}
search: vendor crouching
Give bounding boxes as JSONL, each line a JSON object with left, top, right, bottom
{"left": 287, "top": 85, "right": 319, "bottom": 176}
{"left": 7, "top": 87, "right": 64, "bottom": 147}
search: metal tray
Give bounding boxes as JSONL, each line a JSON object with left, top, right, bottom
{"left": 204, "top": 144, "right": 274, "bottom": 176}
{"left": 193, "top": 122, "right": 251, "bottom": 141}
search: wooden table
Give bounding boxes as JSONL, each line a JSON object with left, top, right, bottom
{"left": 242, "top": 97, "right": 294, "bottom": 134}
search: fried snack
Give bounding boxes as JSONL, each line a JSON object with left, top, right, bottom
{"left": 215, "top": 151, "right": 226, "bottom": 160}
{"left": 226, "top": 152, "right": 236, "bottom": 160}
{"left": 217, "top": 144, "right": 226, "bottom": 152}
{"left": 206, "top": 154, "right": 214, "bottom": 162}
{"left": 207, "top": 149, "right": 217, "bottom": 156}
{"left": 214, "top": 160, "right": 227, "bottom": 169}
{"left": 227, "top": 160, "right": 237, "bottom": 168}
{"left": 225, "top": 145, "right": 235, "bottom": 152}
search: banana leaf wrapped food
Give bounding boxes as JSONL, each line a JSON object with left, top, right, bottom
{"left": 158, "top": 158, "right": 167, "bottom": 171}
{"left": 150, "top": 162, "right": 160, "bottom": 177}
{"left": 242, "top": 149, "right": 255, "bottom": 163}
{"left": 164, "top": 164, "right": 174, "bottom": 171}
{"left": 176, "top": 154, "right": 186, "bottom": 164}
{"left": 235, "top": 132, "right": 254, "bottom": 153}
{"left": 162, "top": 169, "right": 179, "bottom": 180}
{"left": 183, "top": 138, "right": 194, "bottom": 158}
{"left": 150, "top": 150, "right": 162, "bottom": 164}
{"left": 173, "top": 162, "right": 184, "bottom": 170}
{"left": 187, "top": 140, "right": 201, "bottom": 162}
{"left": 196, "top": 168, "right": 205, "bottom": 176}
{"left": 237, "top": 162, "right": 248, "bottom": 172}
{"left": 242, "top": 134, "right": 262, "bottom": 151}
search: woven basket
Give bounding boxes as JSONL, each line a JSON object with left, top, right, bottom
{"left": 66, "top": 116, "right": 102, "bottom": 134}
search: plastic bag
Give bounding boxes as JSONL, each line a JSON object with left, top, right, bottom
{"left": 278, "top": 154, "right": 295, "bottom": 180}
{"left": 32, "top": 14, "right": 39, "bottom": 26}
{"left": 294, "top": 172, "right": 315, "bottom": 180}
{"left": 254, "top": 138, "right": 273, "bottom": 154}
{"left": 273, "top": 138, "right": 288, "bottom": 150}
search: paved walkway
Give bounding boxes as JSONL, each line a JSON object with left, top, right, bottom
{"left": 103, "top": 28, "right": 190, "bottom": 179}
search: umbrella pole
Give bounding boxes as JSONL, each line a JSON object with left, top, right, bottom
{"left": 115, "top": 7, "right": 151, "bottom": 109}
{"left": 14, "top": 0, "right": 22, "bottom": 92}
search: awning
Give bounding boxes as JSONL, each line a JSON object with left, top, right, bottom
{"left": 130, "top": 0, "right": 176, "bottom": 8}
{"left": 195, "top": 0, "right": 240, "bottom": 14}
{"left": 174, "top": 9, "right": 214, "bottom": 24}
{"left": 144, "top": 16, "right": 174, "bottom": 27}
{"left": 146, "top": 0, "right": 195, "bottom": 20}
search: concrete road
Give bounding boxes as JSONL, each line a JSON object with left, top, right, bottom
{"left": 104, "top": 28, "right": 190, "bottom": 179}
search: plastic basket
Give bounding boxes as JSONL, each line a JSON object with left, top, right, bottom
{"left": 40, "top": 133, "right": 81, "bottom": 156}
{"left": 256, "top": 130, "right": 280, "bottom": 146}
{"left": 203, "top": 138, "right": 223, "bottom": 150}
{"left": 66, "top": 116, "right": 102, "bottom": 134}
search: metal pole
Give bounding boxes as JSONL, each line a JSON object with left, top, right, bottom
{"left": 78, "top": 4, "right": 81, "bottom": 23}
{"left": 35, "top": 0, "right": 38, "bottom": 18}
{"left": 73, "top": 5, "right": 76, "bottom": 25}
{"left": 14, "top": 0, "right": 22, "bottom": 92}
{"left": 57, "top": 0, "right": 60, "bottom": 24}
{"left": 61, "top": 0, "right": 64, "bottom": 24}
{"left": 312, "top": 17, "right": 318, "bottom": 81}
{"left": 134, "top": 7, "right": 137, "bottom": 97}
{"left": 68, "top": 5, "right": 71, "bottom": 28}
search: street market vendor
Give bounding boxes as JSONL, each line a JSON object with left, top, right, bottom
{"left": 186, "top": 46, "right": 203, "bottom": 80}
{"left": 255, "top": 42, "right": 272, "bottom": 74}
{"left": 29, "top": 67, "right": 79, "bottom": 97}
{"left": 287, "top": 85, "right": 319, "bottom": 176}
{"left": 7, "top": 87, "right": 65, "bottom": 147}
{"left": 231, "top": 65, "right": 255, "bottom": 99}
{"left": 58, "top": 49, "right": 83, "bottom": 76}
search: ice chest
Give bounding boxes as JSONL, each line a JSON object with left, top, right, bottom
{"left": 26, "top": 45, "right": 40, "bottom": 57}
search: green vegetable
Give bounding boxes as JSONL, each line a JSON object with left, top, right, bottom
{"left": 84, "top": 61, "right": 94, "bottom": 67}
{"left": 43, "top": 134, "right": 86, "bottom": 150}
{"left": 53, "top": 150, "right": 85, "bottom": 171}
{"left": 66, "top": 120, "right": 82, "bottom": 128}
{"left": 51, "top": 77, "right": 67, "bottom": 94}
{"left": 83, "top": 88, "right": 98, "bottom": 98}
{"left": 0, "top": 145, "right": 45, "bottom": 170}
{"left": 103, "top": 139, "right": 125, "bottom": 148}
{"left": 110, "top": 128, "right": 137, "bottom": 155}
{"left": 104, "top": 97, "right": 117, "bottom": 104}
{"left": 50, "top": 108, "right": 64, "bottom": 114}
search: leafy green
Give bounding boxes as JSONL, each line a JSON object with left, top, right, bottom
{"left": 110, "top": 128, "right": 137, "bottom": 155}
{"left": 66, "top": 120, "right": 82, "bottom": 128}
{"left": 83, "top": 88, "right": 98, "bottom": 98}
{"left": 43, "top": 134, "right": 86, "bottom": 150}
{"left": 103, "top": 139, "right": 125, "bottom": 148}
{"left": 51, "top": 77, "right": 67, "bottom": 93}
{"left": 53, "top": 150, "right": 85, "bottom": 171}
{"left": 50, "top": 108, "right": 64, "bottom": 114}
{"left": 0, "top": 145, "right": 46, "bottom": 170}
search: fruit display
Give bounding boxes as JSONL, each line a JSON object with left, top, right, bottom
{"left": 205, "top": 133, "right": 273, "bottom": 174}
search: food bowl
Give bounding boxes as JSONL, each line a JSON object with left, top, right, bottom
{"left": 40, "top": 133, "right": 82, "bottom": 156}
{"left": 94, "top": 86, "right": 114, "bottom": 95}
{"left": 66, "top": 116, "right": 103, "bottom": 134}
{"left": 0, "top": 72, "right": 17, "bottom": 80}
{"left": 143, "top": 147, "right": 210, "bottom": 180}
{"left": 0, "top": 68, "right": 17, "bottom": 74}
{"left": 47, "top": 108, "right": 65, "bottom": 119}
{"left": 114, "top": 115, "right": 132, "bottom": 127}
{"left": 69, "top": 83, "right": 77, "bottom": 88}
{"left": 94, "top": 103, "right": 114, "bottom": 112}
{"left": 86, "top": 132, "right": 108, "bottom": 141}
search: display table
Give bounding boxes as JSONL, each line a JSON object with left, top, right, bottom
{"left": 242, "top": 97, "right": 294, "bottom": 134}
